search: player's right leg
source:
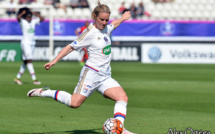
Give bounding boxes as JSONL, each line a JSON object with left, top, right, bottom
{"left": 27, "top": 66, "right": 96, "bottom": 108}
{"left": 27, "top": 87, "right": 87, "bottom": 108}
{"left": 14, "top": 63, "right": 26, "bottom": 85}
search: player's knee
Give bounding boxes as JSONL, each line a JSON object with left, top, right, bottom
{"left": 70, "top": 102, "right": 82, "bottom": 108}
{"left": 123, "top": 95, "right": 128, "bottom": 102}
{"left": 117, "top": 94, "right": 128, "bottom": 102}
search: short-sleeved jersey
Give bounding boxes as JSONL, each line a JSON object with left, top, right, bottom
{"left": 20, "top": 18, "right": 40, "bottom": 44}
{"left": 70, "top": 23, "right": 114, "bottom": 75}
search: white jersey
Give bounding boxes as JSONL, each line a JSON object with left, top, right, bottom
{"left": 20, "top": 18, "right": 40, "bottom": 45}
{"left": 70, "top": 23, "right": 114, "bottom": 76}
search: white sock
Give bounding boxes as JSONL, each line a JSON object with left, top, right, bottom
{"left": 16, "top": 63, "right": 26, "bottom": 79}
{"left": 42, "top": 90, "right": 72, "bottom": 107}
{"left": 114, "top": 101, "right": 127, "bottom": 125}
{"left": 26, "top": 63, "right": 36, "bottom": 80}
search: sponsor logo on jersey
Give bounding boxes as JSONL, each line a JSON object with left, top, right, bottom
{"left": 104, "top": 37, "right": 108, "bottom": 42}
{"left": 102, "top": 45, "right": 111, "bottom": 55}
{"left": 28, "top": 28, "right": 34, "bottom": 33}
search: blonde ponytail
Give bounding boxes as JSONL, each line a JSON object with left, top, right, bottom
{"left": 97, "top": 0, "right": 101, "bottom": 6}
{"left": 91, "top": 0, "right": 111, "bottom": 20}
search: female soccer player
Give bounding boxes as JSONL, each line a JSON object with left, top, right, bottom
{"left": 27, "top": 1, "right": 135, "bottom": 134}
{"left": 14, "top": 8, "right": 44, "bottom": 85}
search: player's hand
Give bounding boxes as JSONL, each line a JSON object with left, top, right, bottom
{"left": 44, "top": 61, "right": 55, "bottom": 70}
{"left": 22, "top": 10, "right": 26, "bottom": 15}
{"left": 122, "top": 11, "right": 131, "bottom": 21}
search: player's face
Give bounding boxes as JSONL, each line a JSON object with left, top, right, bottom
{"left": 94, "top": 12, "right": 110, "bottom": 30}
{"left": 26, "top": 16, "right": 32, "bottom": 22}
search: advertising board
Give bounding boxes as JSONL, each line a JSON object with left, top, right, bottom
{"left": 142, "top": 43, "right": 215, "bottom": 64}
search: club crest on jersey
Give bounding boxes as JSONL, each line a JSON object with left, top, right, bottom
{"left": 104, "top": 37, "right": 108, "bottom": 42}
{"left": 102, "top": 45, "right": 111, "bottom": 55}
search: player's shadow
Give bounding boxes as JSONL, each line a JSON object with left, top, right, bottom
{"left": 26, "top": 128, "right": 103, "bottom": 134}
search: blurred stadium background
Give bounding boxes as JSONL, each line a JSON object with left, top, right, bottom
{"left": 1, "top": 0, "right": 215, "bottom": 134}
{"left": 0, "top": 0, "right": 215, "bottom": 63}
{"left": 0, "top": 0, "right": 215, "bottom": 20}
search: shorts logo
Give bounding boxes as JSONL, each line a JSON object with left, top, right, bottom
{"left": 83, "top": 88, "right": 88, "bottom": 93}
{"left": 102, "top": 45, "right": 111, "bottom": 55}
{"left": 87, "top": 85, "right": 92, "bottom": 88}
{"left": 83, "top": 84, "right": 91, "bottom": 93}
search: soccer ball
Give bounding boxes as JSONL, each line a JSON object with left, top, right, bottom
{"left": 103, "top": 118, "right": 123, "bottom": 134}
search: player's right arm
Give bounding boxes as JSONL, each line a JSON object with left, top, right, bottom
{"left": 17, "top": 10, "right": 26, "bottom": 22}
{"left": 44, "top": 45, "right": 74, "bottom": 70}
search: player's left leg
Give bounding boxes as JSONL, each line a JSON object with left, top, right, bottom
{"left": 97, "top": 77, "right": 128, "bottom": 124}
{"left": 104, "top": 87, "right": 137, "bottom": 134}
{"left": 25, "top": 59, "right": 41, "bottom": 85}
{"left": 99, "top": 77, "right": 136, "bottom": 134}
{"left": 104, "top": 86, "right": 128, "bottom": 124}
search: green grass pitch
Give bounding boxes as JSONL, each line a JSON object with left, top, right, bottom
{"left": 0, "top": 61, "right": 215, "bottom": 134}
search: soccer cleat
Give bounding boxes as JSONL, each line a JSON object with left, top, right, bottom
{"left": 14, "top": 78, "right": 23, "bottom": 85}
{"left": 33, "top": 80, "right": 41, "bottom": 85}
{"left": 27, "top": 87, "right": 50, "bottom": 97}
{"left": 122, "top": 128, "right": 137, "bottom": 134}
{"left": 27, "top": 88, "right": 43, "bottom": 97}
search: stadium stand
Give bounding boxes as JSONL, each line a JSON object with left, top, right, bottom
{"left": 0, "top": 0, "right": 214, "bottom": 20}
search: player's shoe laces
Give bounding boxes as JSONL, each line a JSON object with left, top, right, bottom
{"left": 122, "top": 128, "right": 137, "bottom": 134}
{"left": 27, "top": 87, "right": 50, "bottom": 97}
{"left": 14, "top": 78, "right": 23, "bottom": 85}
{"left": 33, "top": 80, "right": 41, "bottom": 85}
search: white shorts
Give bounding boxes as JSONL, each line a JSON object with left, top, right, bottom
{"left": 74, "top": 65, "right": 121, "bottom": 97}
{"left": 21, "top": 42, "right": 35, "bottom": 60}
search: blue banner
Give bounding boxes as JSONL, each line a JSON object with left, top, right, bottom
{"left": 0, "top": 19, "right": 215, "bottom": 37}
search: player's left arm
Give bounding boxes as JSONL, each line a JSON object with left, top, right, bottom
{"left": 111, "top": 11, "right": 131, "bottom": 29}
{"left": 32, "top": 11, "right": 45, "bottom": 22}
